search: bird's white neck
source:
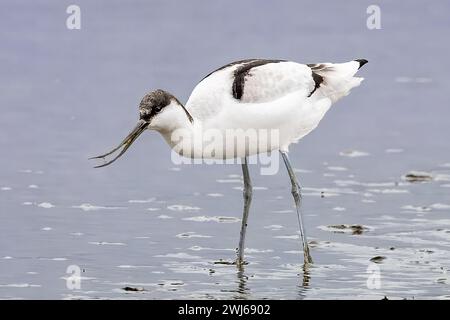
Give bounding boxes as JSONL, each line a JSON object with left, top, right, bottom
{"left": 149, "top": 100, "right": 202, "bottom": 157}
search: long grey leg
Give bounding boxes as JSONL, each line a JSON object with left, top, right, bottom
{"left": 280, "top": 151, "right": 313, "bottom": 264}
{"left": 236, "top": 157, "right": 252, "bottom": 266}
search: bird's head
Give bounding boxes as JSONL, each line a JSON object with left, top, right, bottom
{"left": 90, "top": 89, "right": 193, "bottom": 168}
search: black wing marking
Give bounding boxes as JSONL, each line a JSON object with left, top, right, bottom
{"left": 232, "top": 59, "right": 285, "bottom": 100}
{"left": 307, "top": 72, "right": 324, "bottom": 97}
{"left": 200, "top": 59, "right": 258, "bottom": 82}
{"left": 306, "top": 63, "right": 331, "bottom": 97}
{"left": 307, "top": 63, "right": 330, "bottom": 72}
{"left": 201, "top": 59, "right": 331, "bottom": 101}
{"left": 200, "top": 59, "right": 286, "bottom": 100}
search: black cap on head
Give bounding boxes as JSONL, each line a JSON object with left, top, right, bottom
{"left": 139, "top": 89, "right": 173, "bottom": 121}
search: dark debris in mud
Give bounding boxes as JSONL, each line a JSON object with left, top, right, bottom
{"left": 370, "top": 256, "right": 386, "bottom": 263}
{"left": 213, "top": 259, "right": 248, "bottom": 266}
{"left": 122, "top": 286, "right": 145, "bottom": 292}
{"left": 309, "top": 240, "right": 330, "bottom": 248}
{"left": 327, "top": 224, "right": 368, "bottom": 235}
{"left": 403, "top": 171, "right": 433, "bottom": 183}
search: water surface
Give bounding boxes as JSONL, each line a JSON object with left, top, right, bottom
{"left": 1, "top": 0, "right": 450, "bottom": 299}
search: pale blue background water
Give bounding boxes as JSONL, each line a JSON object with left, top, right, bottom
{"left": 1, "top": 0, "right": 449, "bottom": 299}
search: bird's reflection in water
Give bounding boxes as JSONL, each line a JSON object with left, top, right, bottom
{"left": 230, "top": 262, "right": 311, "bottom": 300}
{"left": 232, "top": 264, "right": 250, "bottom": 300}
{"left": 297, "top": 262, "right": 311, "bottom": 299}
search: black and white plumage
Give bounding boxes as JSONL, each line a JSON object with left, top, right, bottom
{"left": 91, "top": 58, "right": 368, "bottom": 265}
{"left": 170, "top": 58, "right": 368, "bottom": 157}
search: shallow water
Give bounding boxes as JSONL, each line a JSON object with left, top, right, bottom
{"left": 1, "top": 1, "right": 450, "bottom": 299}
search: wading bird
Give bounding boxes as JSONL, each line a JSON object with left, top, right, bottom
{"left": 90, "top": 58, "right": 368, "bottom": 265}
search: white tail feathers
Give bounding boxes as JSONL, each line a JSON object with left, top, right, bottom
{"left": 309, "top": 59, "right": 367, "bottom": 103}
